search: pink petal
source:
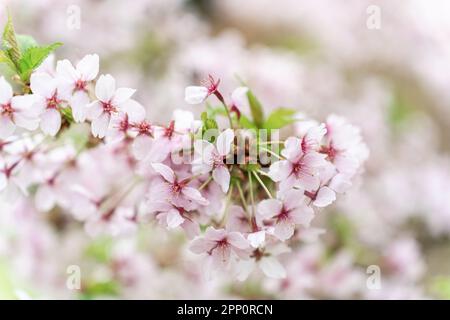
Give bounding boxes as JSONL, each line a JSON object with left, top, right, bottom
{"left": 30, "top": 73, "right": 57, "bottom": 97}
{"left": 35, "top": 185, "right": 56, "bottom": 211}
{"left": 257, "top": 199, "right": 282, "bottom": 219}
{"left": 132, "top": 135, "right": 153, "bottom": 160}
{"left": 121, "top": 99, "right": 146, "bottom": 122}
{"left": 216, "top": 128, "right": 234, "bottom": 156}
{"left": 112, "top": 87, "right": 136, "bottom": 106}
{"left": 281, "top": 136, "right": 302, "bottom": 160}
{"left": 86, "top": 101, "right": 104, "bottom": 120}
{"left": 40, "top": 109, "right": 61, "bottom": 136}
{"left": 0, "top": 77, "right": 13, "bottom": 104}
{"left": 70, "top": 91, "right": 90, "bottom": 122}
{"left": 313, "top": 186, "right": 336, "bottom": 207}
{"left": 227, "top": 232, "right": 249, "bottom": 250}
{"left": 259, "top": 257, "right": 286, "bottom": 279}
{"left": 290, "top": 206, "right": 315, "bottom": 227}
{"left": 95, "top": 74, "right": 115, "bottom": 102}
{"left": 184, "top": 86, "right": 208, "bottom": 104}
{"left": 56, "top": 59, "right": 78, "bottom": 82}
{"left": 76, "top": 54, "right": 99, "bottom": 81}
{"left": 182, "top": 186, "right": 209, "bottom": 206}
{"left": 190, "top": 238, "right": 214, "bottom": 254}
{"left": 231, "top": 87, "right": 249, "bottom": 111}
{"left": 0, "top": 116, "right": 15, "bottom": 138}
{"left": 268, "top": 160, "right": 292, "bottom": 182}
{"left": 91, "top": 112, "right": 110, "bottom": 138}
{"left": 212, "top": 166, "right": 230, "bottom": 193}
{"left": 247, "top": 231, "right": 265, "bottom": 248}
{"left": 151, "top": 163, "right": 175, "bottom": 183}
{"left": 282, "top": 188, "right": 306, "bottom": 211}
{"left": 166, "top": 209, "right": 185, "bottom": 229}
{"left": 274, "top": 220, "right": 295, "bottom": 241}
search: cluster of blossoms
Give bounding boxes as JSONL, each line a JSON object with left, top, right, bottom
{"left": 0, "top": 50, "right": 367, "bottom": 280}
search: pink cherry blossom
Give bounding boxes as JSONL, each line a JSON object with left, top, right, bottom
{"left": 0, "top": 77, "right": 38, "bottom": 138}
{"left": 190, "top": 227, "right": 249, "bottom": 268}
{"left": 30, "top": 72, "right": 66, "bottom": 136}
{"left": 56, "top": 54, "right": 99, "bottom": 122}
{"left": 268, "top": 145, "right": 326, "bottom": 192}
{"left": 149, "top": 163, "right": 209, "bottom": 210}
{"left": 193, "top": 128, "right": 234, "bottom": 192}
{"left": 87, "top": 74, "right": 136, "bottom": 138}
{"left": 257, "top": 189, "right": 314, "bottom": 241}
{"left": 184, "top": 75, "right": 221, "bottom": 104}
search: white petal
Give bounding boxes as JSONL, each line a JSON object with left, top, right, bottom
{"left": 70, "top": 91, "right": 89, "bottom": 122}
{"left": 236, "top": 260, "right": 255, "bottom": 282}
{"left": 281, "top": 136, "right": 302, "bottom": 160}
{"left": 86, "top": 101, "right": 103, "bottom": 120}
{"left": 227, "top": 232, "right": 249, "bottom": 249}
{"left": 247, "top": 231, "right": 265, "bottom": 248}
{"left": 11, "top": 95, "right": 37, "bottom": 112}
{"left": 14, "top": 114, "right": 39, "bottom": 131}
{"left": 166, "top": 209, "right": 185, "bottom": 229}
{"left": 259, "top": 257, "right": 286, "bottom": 279}
{"left": 0, "top": 116, "right": 16, "bottom": 138}
{"left": 91, "top": 112, "right": 110, "bottom": 138}
{"left": 121, "top": 99, "right": 146, "bottom": 122}
{"left": 257, "top": 199, "right": 282, "bottom": 219}
{"left": 76, "top": 54, "right": 99, "bottom": 81}
{"left": 184, "top": 86, "right": 208, "bottom": 104}
{"left": 151, "top": 163, "right": 175, "bottom": 183}
{"left": 35, "top": 185, "right": 56, "bottom": 211}
{"left": 0, "top": 173, "right": 7, "bottom": 191}
{"left": 95, "top": 74, "right": 115, "bottom": 102}
{"left": 182, "top": 187, "right": 209, "bottom": 206}
{"left": 132, "top": 135, "right": 153, "bottom": 160}
{"left": 0, "top": 77, "right": 13, "bottom": 104}
{"left": 231, "top": 86, "right": 249, "bottom": 110}
{"left": 216, "top": 128, "right": 234, "bottom": 156}
{"left": 313, "top": 186, "right": 336, "bottom": 207}
{"left": 268, "top": 160, "right": 291, "bottom": 182}
{"left": 274, "top": 220, "right": 295, "bottom": 241}
{"left": 329, "top": 173, "right": 352, "bottom": 193}
{"left": 40, "top": 109, "right": 61, "bottom": 136}
{"left": 56, "top": 59, "right": 78, "bottom": 82}
{"left": 112, "top": 88, "right": 136, "bottom": 106}
{"left": 30, "top": 73, "right": 56, "bottom": 97}
{"left": 281, "top": 188, "right": 306, "bottom": 211}
{"left": 212, "top": 166, "right": 230, "bottom": 193}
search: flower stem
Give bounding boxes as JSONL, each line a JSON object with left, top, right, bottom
{"left": 214, "top": 91, "right": 234, "bottom": 128}
{"left": 252, "top": 171, "right": 273, "bottom": 199}
{"left": 248, "top": 171, "right": 255, "bottom": 216}
{"left": 236, "top": 180, "right": 248, "bottom": 211}
{"left": 259, "top": 146, "right": 283, "bottom": 160}
{"left": 199, "top": 176, "right": 212, "bottom": 190}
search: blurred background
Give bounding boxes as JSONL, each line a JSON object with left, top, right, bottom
{"left": 1, "top": 0, "right": 450, "bottom": 299}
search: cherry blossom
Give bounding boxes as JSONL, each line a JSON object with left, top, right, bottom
{"left": 0, "top": 77, "right": 38, "bottom": 138}
{"left": 184, "top": 75, "right": 221, "bottom": 104}
{"left": 192, "top": 128, "right": 234, "bottom": 192}
{"left": 87, "top": 74, "right": 136, "bottom": 138}
{"left": 150, "top": 163, "right": 209, "bottom": 210}
{"left": 29, "top": 72, "right": 66, "bottom": 136}
{"left": 190, "top": 227, "right": 250, "bottom": 268}
{"left": 257, "top": 189, "right": 314, "bottom": 241}
{"left": 56, "top": 54, "right": 99, "bottom": 122}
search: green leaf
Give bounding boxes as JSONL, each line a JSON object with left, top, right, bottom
{"left": 239, "top": 114, "right": 257, "bottom": 129}
{"left": 263, "top": 107, "right": 297, "bottom": 129}
{"left": 201, "top": 111, "right": 219, "bottom": 143}
{"left": 246, "top": 90, "right": 264, "bottom": 128}
{"left": 2, "top": 14, "right": 21, "bottom": 64}
{"left": 0, "top": 50, "right": 16, "bottom": 73}
{"left": 16, "top": 34, "right": 38, "bottom": 53}
{"left": 18, "top": 42, "right": 62, "bottom": 81}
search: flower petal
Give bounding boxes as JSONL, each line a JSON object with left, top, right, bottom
{"left": 112, "top": 87, "right": 136, "bottom": 106}
{"left": 0, "top": 115, "right": 15, "bottom": 138}
{"left": 95, "top": 74, "right": 115, "bottom": 102}
{"left": 184, "top": 86, "right": 208, "bottom": 104}
{"left": 30, "top": 73, "right": 56, "bottom": 98}
{"left": 313, "top": 186, "right": 336, "bottom": 207}
{"left": 257, "top": 199, "right": 282, "bottom": 219}
{"left": 40, "top": 109, "right": 61, "bottom": 136}
{"left": 76, "top": 54, "right": 99, "bottom": 81}
{"left": 166, "top": 209, "right": 185, "bottom": 229}
{"left": 91, "top": 112, "right": 110, "bottom": 138}
{"left": 259, "top": 257, "right": 286, "bottom": 279}
{"left": 151, "top": 163, "right": 175, "bottom": 183}
{"left": 0, "top": 77, "right": 13, "bottom": 104}
{"left": 182, "top": 186, "right": 209, "bottom": 206}
{"left": 216, "top": 128, "right": 234, "bottom": 156}
{"left": 212, "top": 166, "right": 230, "bottom": 193}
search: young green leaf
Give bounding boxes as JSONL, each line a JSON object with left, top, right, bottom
{"left": 2, "top": 14, "right": 21, "bottom": 64}
{"left": 246, "top": 90, "right": 265, "bottom": 128}
{"left": 16, "top": 34, "right": 38, "bottom": 53}
{"left": 263, "top": 107, "right": 297, "bottom": 129}
{"left": 0, "top": 50, "right": 16, "bottom": 72}
{"left": 18, "top": 42, "right": 62, "bottom": 81}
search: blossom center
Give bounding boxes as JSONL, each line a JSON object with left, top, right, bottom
{"left": 74, "top": 79, "right": 87, "bottom": 91}
{"left": 46, "top": 92, "right": 61, "bottom": 109}
{"left": 1, "top": 103, "right": 14, "bottom": 117}
{"left": 102, "top": 101, "right": 117, "bottom": 114}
